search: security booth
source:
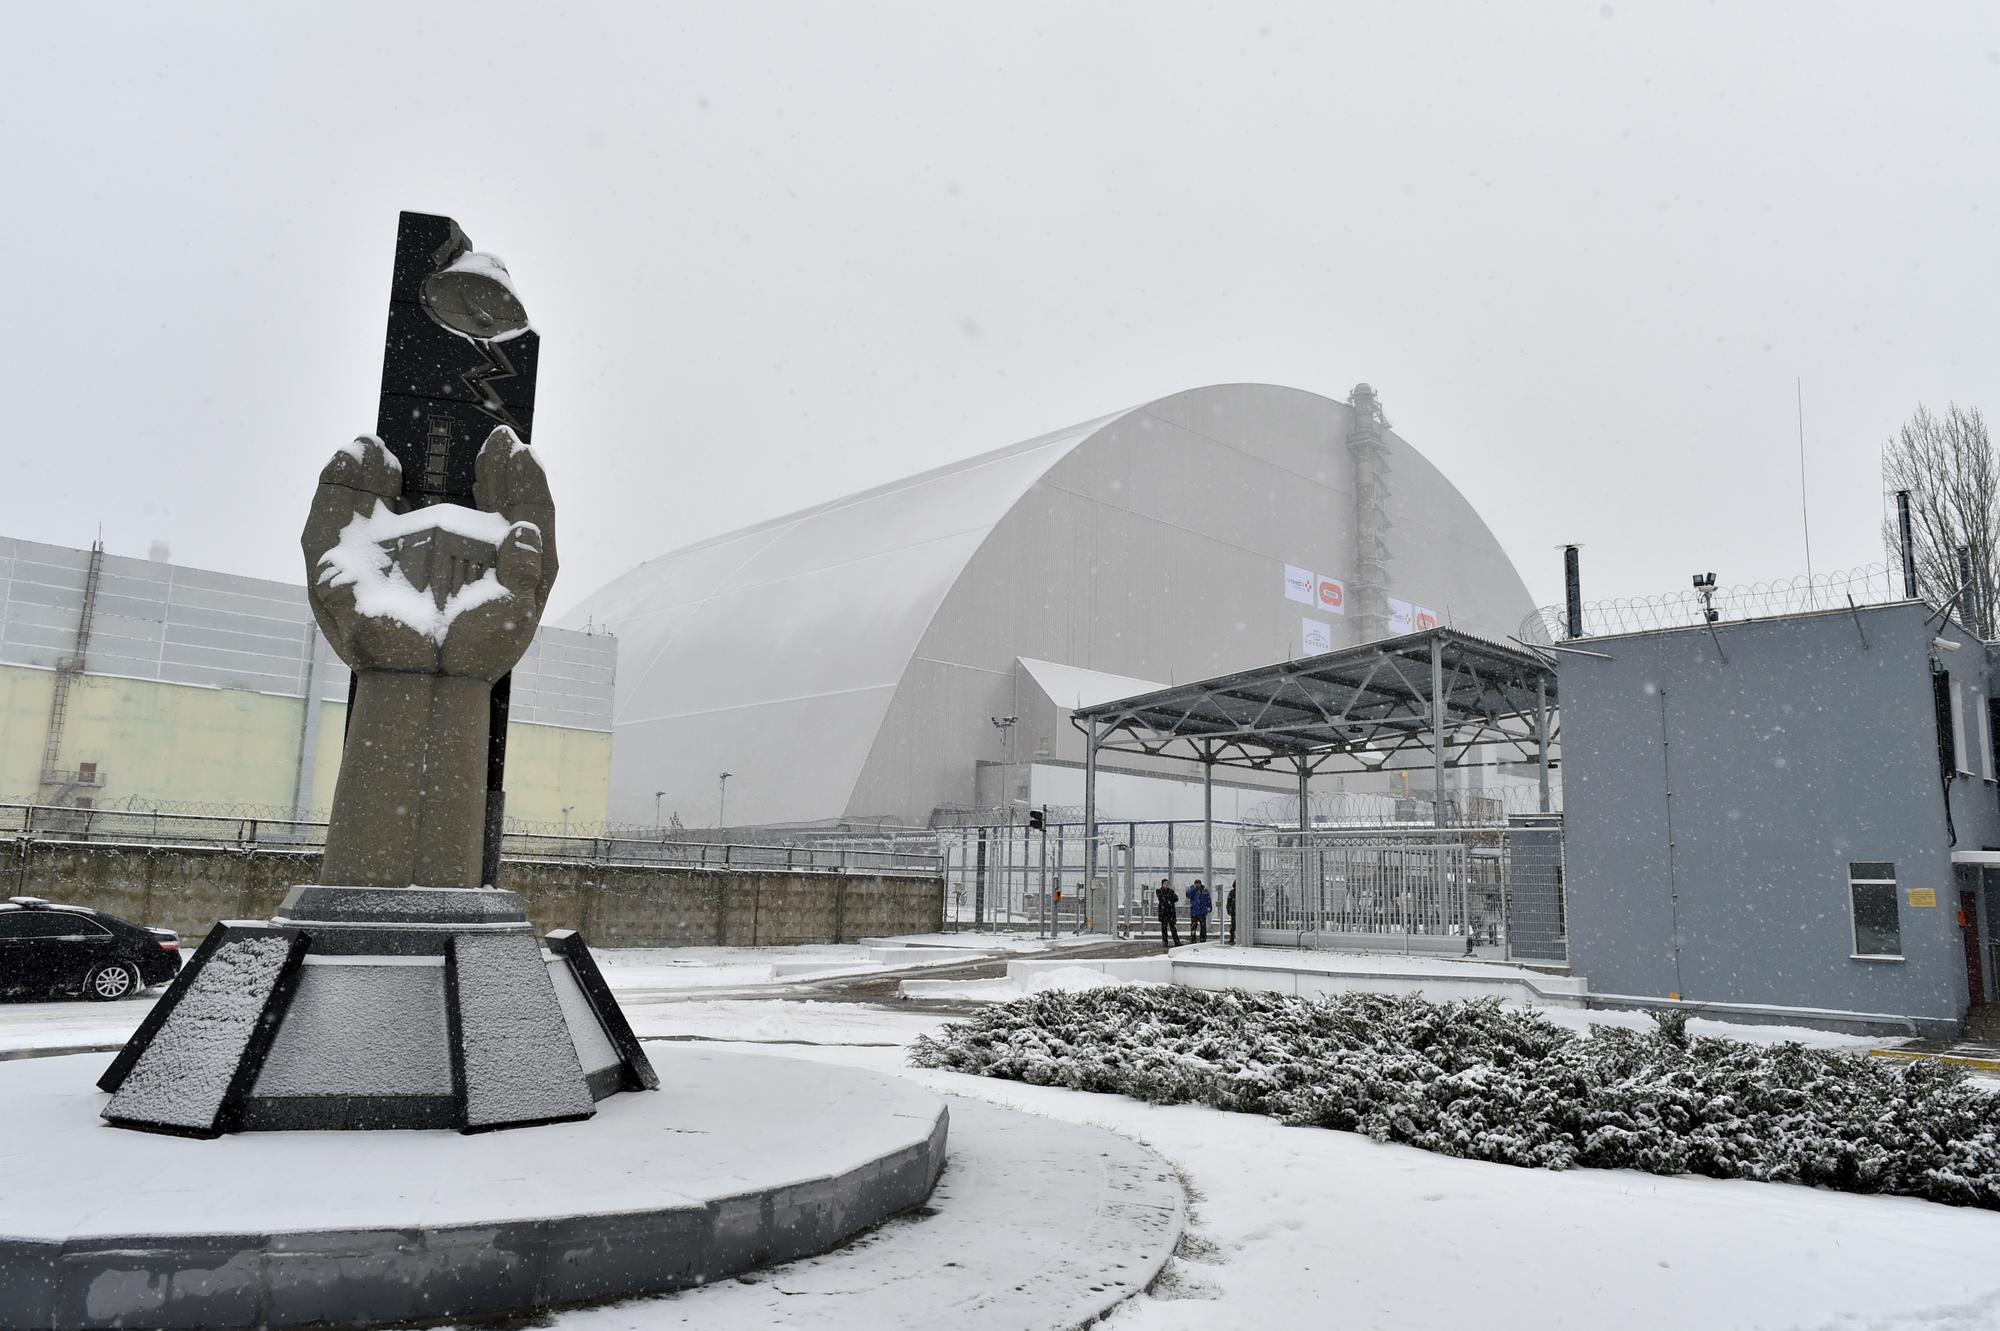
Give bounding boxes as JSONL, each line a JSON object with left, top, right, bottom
{"left": 1069, "top": 627, "right": 1562, "bottom": 960}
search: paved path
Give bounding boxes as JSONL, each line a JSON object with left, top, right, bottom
{"left": 1872, "top": 1039, "right": 2000, "bottom": 1074}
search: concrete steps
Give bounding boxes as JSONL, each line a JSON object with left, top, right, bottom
{"left": 1964, "top": 1003, "right": 2000, "bottom": 1042}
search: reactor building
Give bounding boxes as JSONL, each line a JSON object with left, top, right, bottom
{"left": 563, "top": 383, "right": 1539, "bottom": 831}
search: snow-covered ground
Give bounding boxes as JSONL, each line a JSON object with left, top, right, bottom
{"left": 8, "top": 945, "right": 1999, "bottom": 1329}
{"left": 591, "top": 944, "right": 885, "bottom": 991}
{"left": 903, "top": 963, "right": 1165, "bottom": 1003}
{"left": 590, "top": 935, "right": 1106, "bottom": 993}
{"left": 1531, "top": 1001, "right": 1893, "bottom": 1051}
{"left": 576, "top": 1009, "right": 2000, "bottom": 1330}
{"left": 621, "top": 998, "right": 945, "bottom": 1047}
{"left": 866, "top": 931, "right": 1109, "bottom": 953}
{"left": 0, "top": 996, "right": 152, "bottom": 1053}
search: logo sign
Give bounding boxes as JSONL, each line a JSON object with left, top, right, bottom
{"left": 1283, "top": 564, "right": 1316, "bottom": 606}
{"left": 1302, "top": 618, "right": 1333, "bottom": 655}
{"left": 1385, "top": 597, "right": 1416, "bottom": 634}
{"left": 1315, "top": 575, "right": 1346, "bottom": 616}
{"left": 1414, "top": 605, "right": 1439, "bottom": 632}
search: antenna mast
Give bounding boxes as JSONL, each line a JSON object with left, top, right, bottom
{"left": 1796, "top": 378, "right": 1815, "bottom": 602}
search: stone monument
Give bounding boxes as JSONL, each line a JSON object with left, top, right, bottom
{"left": 0, "top": 212, "right": 970, "bottom": 1331}
{"left": 97, "top": 213, "right": 656, "bottom": 1135}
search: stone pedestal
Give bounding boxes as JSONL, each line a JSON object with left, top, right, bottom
{"left": 100, "top": 886, "right": 655, "bottom": 1137}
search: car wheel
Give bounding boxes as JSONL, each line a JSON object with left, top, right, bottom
{"left": 85, "top": 962, "right": 140, "bottom": 1001}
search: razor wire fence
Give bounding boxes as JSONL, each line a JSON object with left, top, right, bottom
{"left": 1521, "top": 562, "right": 1903, "bottom": 645}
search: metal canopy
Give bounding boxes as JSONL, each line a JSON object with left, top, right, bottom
{"left": 1071, "top": 627, "right": 1558, "bottom": 776}
{"left": 1067, "top": 628, "right": 1558, "bottom": 935}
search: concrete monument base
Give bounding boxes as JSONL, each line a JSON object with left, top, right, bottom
{"left": 0, "top": 1048, "right": 948, "bottom": 1330}
{"left": 98, "top": 885, "right": 656, "bottom": 1136}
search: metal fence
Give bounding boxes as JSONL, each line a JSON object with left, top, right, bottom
{"left": 938, "top": 818, "right": 1254, "bottom": 931}
{"left": 933, "top": 799, "right": 1562, "bottom": 934}
{"left": 0, "top": 804, "right": 943, "bottom": 878}
{"left": 1242, "top": 820, "right": 1567, "bottom": 963}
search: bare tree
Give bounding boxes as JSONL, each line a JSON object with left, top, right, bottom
{"left": 1881, "top": 402, "right": 1998, "bottom": 635}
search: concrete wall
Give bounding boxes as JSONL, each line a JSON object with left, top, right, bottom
{"left": 0, "top": 841, "right": 943, "bottom": 948}
{"left": 1561, "top": 602, "right": 1981, "bottom": 1024}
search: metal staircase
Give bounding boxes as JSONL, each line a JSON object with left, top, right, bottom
{"left": 37, "top": 540, "right": 107, "bottom": 805}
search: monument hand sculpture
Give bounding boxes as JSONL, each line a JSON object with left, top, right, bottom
{"left": 302, "top": 427, "right": 558, "bottom": 888}
{"left": 303, "top": 429, "right": 555, "bottom": 681}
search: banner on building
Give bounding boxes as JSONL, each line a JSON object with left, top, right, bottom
{"left": 1283, "top": 564, "right": 1316, "bottom": 605}
{"left": 1302, "top": 618, "right": 1333, "bottom": 655}
{"left": 1314, "top": 574, "right": 1346, "bottom": 616}
{"left": 1414, "top": 605, "right": 1439, "bottom": 631}
{"left": 1385, "top": 597, "right": 1415, "bottom": 634}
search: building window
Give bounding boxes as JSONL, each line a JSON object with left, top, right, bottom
{"left": 1849, "top": 862, "right": 1902, "bottom": 958}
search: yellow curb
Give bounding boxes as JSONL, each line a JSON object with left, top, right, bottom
{"left": 1869, "top": 1048, "right": 2000, "bottom": 1074}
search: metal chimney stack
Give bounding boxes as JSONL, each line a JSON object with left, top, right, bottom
{"left": 1895, "top": 490, "right": 1917, "bottom": 599}
{"left": 1563, "top": 545, "right": 1583, "bottom": 639}
{"left": 1958, "top": 545, "right": 1979, "bottom": 638}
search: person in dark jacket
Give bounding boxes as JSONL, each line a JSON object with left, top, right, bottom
{"left": 1227, "top": 882, "right": 1239, "bottom": 944}
{"left": 1186, "top": 880, "right": 1212, "bottom": 943}
{"left": 1155, "top": 878, "right": 1181, "bottom": 948}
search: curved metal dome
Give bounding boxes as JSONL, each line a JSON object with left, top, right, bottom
{"left": 562, "top": 384, "right": 1534, "bottom": 828}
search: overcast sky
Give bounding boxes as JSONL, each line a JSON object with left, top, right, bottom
{"left": 4, "top": 3, "right": 1997, "bottom": 619}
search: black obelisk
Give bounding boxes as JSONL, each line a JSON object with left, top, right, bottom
{"left": 367, "top": 211, "right": 541, "bottom": 885}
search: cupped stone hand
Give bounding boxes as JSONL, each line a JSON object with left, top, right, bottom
{"left": 446, "top": 427, "right": 559, "bottom": 679}
{"left": 301, "top": 427, "right": 558, "bottom": 681}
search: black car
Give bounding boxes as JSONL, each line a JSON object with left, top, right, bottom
{"left": 0, "top": 897, "right": 182, "bottom": 1000}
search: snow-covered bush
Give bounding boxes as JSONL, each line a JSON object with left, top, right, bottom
{"left": 909, "top": 987, "right": 2000, "bottom": 1209}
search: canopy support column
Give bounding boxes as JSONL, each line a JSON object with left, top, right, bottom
{"left": 1202, "top": 747, "right": 1215, "bottom": 893}
{"left": 1297, "top": 760, "right": 1310, "bottom": 831}
{"left": 1431, "top": 634, "right": 1447, "bottom": 829}
{"left": 1083, "top": 716, "right": 1101, "bottom": 931}
{"left": 1535, "top": 674, "right": 1552, "bottom": 814}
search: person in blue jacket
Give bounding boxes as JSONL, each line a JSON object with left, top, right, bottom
{"left": 1186, "top": 879, "right": 1212, "bottom": 943}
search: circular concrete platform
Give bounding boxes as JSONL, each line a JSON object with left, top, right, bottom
{"left": 0, "top": 1048, "right": 948, "bottom": 1330}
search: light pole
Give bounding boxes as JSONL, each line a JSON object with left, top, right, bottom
{"left": 653, "top": 790, "right": 665, "bottom": 830}
{"left": 717, "top": 771, "right": 733, "bottom": 831}
{"left": 990, "top": 716, "right": 1017, "bottom": 925}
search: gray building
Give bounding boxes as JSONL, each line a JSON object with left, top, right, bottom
{"left": 1561, "top": 600, "right": 1992, "bottom": 1032}
{"left": 564, "top": 382, "right": 1540, "bottom": 829}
